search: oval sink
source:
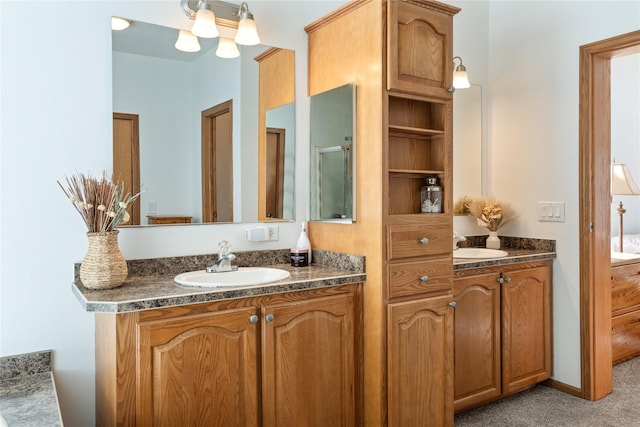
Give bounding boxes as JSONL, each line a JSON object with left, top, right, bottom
{"left": 175, "top": 267, "right": 291, "bottom": 288}
{"left": 453, "top": 248, "right": 508, "bottom": 259}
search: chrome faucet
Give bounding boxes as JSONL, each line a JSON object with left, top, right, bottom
{"left": 206, "top": 240, "right": 238, "bottom": 273}
{"left": 453, "top": 233, "right": 467, "bottom": 250}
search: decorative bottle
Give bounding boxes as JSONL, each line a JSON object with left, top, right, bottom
{"left": 291, "top": 221, "right": 312, "bottom": 267}
{"left": 421, "top": 177, "right": 442, "bottom": 213}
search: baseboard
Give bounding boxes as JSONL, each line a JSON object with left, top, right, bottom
{"left": 543, "top": 378, "right": 583, "bottom": 398}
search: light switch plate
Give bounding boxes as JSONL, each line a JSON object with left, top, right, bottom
{"left": 538, "top": 201, "right": 565, "bottom": 222}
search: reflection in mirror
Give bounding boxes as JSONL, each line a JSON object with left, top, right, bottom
{"left": 265, "top": 103, "right": 295, "bottom": 219}
{"left": 453, "top": 84, "right": 482, "bottom": 210}
{"left": 310, "top": 84, "right": 356, "bottom": 222}
{"left": 256, "top": 48, "right": 295, "bottom": 222}
{"left": 111, "top": 20, "right": 295, "bottom": 225}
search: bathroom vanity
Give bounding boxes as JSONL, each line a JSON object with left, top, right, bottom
{"left": 453, "top": 247, "right": 554, "bottom": 413}
{"left": 72, "top": 250, "right": 365, "bottom": 426}
{"left": 611, "top": 255, "right": 640, "bottom": 364}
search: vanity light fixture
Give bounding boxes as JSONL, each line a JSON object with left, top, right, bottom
{"left": 452, "top": 56, "right": 471, "bottom": 89}
{"left": 175, "top": 30, "right": 201, "bottom": 52}
{"left": 216, "top": 37, "right": 240, "bottom": 58}
{"left": 111, "top": 17, "right": 130, "bottom": 31}
{"left": 179, "top": 0, "right": 260, "bottom": 50}
{"left": 611, "top": 162, "right": 640, "bottom": 253}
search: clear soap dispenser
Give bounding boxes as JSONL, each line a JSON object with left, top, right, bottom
{"left": 291, "top": 221, "right": 312, "bottom": 267}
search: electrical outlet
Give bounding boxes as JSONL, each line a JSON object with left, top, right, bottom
{"left": 148, "top": 201, "right": 157, "bottom": 214}
{"left": 538, "top": 201, "right": 565, "bottom": 222}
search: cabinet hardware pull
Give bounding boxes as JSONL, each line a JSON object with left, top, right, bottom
{"left": 497, "top": 277, "right": 503, "bottom": 284}
{"left": 419, "top": 237, "right": 429, "bottom": 245}
{"left": 505, "top": 277, "right": 512, "bottom": 283}
{"left": 249, "top": 315, "right": 259, "bottom": 324}
{"left": 449, "top": 301, "right": 457, "bottom": 308}
{"left": 420, "top": 275, "right": 429, "bottom": 282}
{"left": 266, "top": 314, "right": 274, "bottom": 322}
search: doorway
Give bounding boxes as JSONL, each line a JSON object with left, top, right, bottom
{"left": 579, "top": 30, "right": 640, "bottom": 401}
{"left": 265, "top": 127, "right": 285, "bottom": 219}
{"left": 202, "top": 100, "right": 233, "bottom": 223}
{"left": 113, "top": 112, "right": 141, "bottom": 225}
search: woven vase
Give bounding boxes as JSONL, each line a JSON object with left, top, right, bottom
{"left": 80, "top": 230, "right": 128, "bottom": 289}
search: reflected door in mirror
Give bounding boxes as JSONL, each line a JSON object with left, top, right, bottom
{"left": 113, "top": 112, "right": 141, "bottom": 225}
{"left": 266, "top": 127, "right": 285, "bottom": 218}
{"left": 202, "top": 101, "right": 233, "bottom": 223}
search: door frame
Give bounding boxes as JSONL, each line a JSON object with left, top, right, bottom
{"left": 201, "top": 100, "right": 233, "bottom": 223}
{"left": 113, "top": 112, "right": 141, "bottom": 225}
{"left": 579, "top": 30, "right": 640, "bottom": 400}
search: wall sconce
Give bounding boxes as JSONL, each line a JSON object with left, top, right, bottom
{"left": 178, "top": 0, "right": 260, "bottom": 55}
{"left": 452, "top": 56, "right": 470, "bottom": 90}
{"left": 611, "top": 162, "right": 640, "bottom": 252}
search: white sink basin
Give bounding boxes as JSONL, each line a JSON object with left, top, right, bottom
{"left": 453, "top": 248, "right": 508, "bottom": 259}
{"left": 175, "top": 267, "right": 291, "bottom": 288}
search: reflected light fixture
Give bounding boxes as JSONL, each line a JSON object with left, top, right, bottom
{"left": 191, "top": 1, "right": 219, "bottom": 38}
{"left": 175, "top": 30, "right": 201, "bottom": 52}
{"left": 235, "top": 2, "right": 260, "bottom": 45}
{"left": 611, "top": 162, "right": 640, "bottom": 253}
{"left": 452, "top": 56, "right": 471, "bottom": 90}
{"left": 111, "top": 17, "right": 130, "bottom": 31}
{"left": 216, "top": 37, "right": 240, "bottom": 58}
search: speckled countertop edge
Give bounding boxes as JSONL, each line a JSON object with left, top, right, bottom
{"left": 72, "top": 249, "right": 366, "bottom": 313}
{"left": 0, "top": 351, "right": 63, "bottom": 427}
{"left": 454, "top": 236, "right": 556, "bottom": 270}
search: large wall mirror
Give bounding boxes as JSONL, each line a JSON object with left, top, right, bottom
{"left": 112, "top": 20, "right": 295, "bottom": 226}
{"left": 309, "top": 83, "right": 356, "bottom": 222}
{"left": 453, "top": 84, "right": 483, "bottom": 209}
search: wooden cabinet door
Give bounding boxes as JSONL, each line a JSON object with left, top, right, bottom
{"left": 137, "top": 307, "right": 259, "bottom": 427}
{"left": 501, "top": 266, "right": 552, "bottom": 394}
{"left": 387, "top": 0, "right": 456, "bottom": 98}
{"left": 388, "top": 295, "right": 453, "bottom": 427}
{"left": 262, "top": 293, "right": 357, "bottom": 427}
{"left": 453, "top": 273, "right": 501, "bottom": 412}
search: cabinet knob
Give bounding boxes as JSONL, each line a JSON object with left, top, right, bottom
{"left": 505, "top": 277, "right": 512, "bottom": 283}
{"left": 420, "top": 275, "right": 429, "bottom": 282}
{"left": 419, "top": 237, "right": 429, "bottom": 245}
{"left": 497, "top": 277, "right": 503, "bottom": 284}
{"left": 449, "top": 301, "right": 457, "bottom": 308}
{"left": 265, "top": 314, "right": 274, "bottom": 322}
{"left": 249, "top": 315, "right": 259, "bottom": 324}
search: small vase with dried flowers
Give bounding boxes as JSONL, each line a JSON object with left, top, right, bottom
{"left": 58, "top": 172, "right": 140, "bottom": 289}
{"left": 466, "top": 196, "right": 518, "bottom": 249}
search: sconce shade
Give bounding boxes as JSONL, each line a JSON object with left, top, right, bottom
{"left": 111, "top": 17, "right": 130, "bottom": 31}
{"left": 452, "top": 56, "right": 470, "bottom": 89}
{"left": 175, "top": 30, "right": 201, "bottom": 52}
{"left": 235, "top": 15, "right": 260, "bottom": 45}
{"left": 192, "top": 3, "right": 219, "bottom": 38}
{"left": 612, "top": 163, "right": 640, "bottom": 195}
{"left": 216, "top": 37, "right": 240, "bottom": 58}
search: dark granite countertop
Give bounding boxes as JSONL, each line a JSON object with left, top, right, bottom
{"left": 453, "top": 236, "right": 556, "bottom": 271}
{"left": 0, "top": 351, "right": 63, "bottom": 427}
{"left": 72, "top": 249, "right": 366, "bottom": 313}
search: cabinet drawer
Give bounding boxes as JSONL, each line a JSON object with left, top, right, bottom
{"left": 388, "top": 259, "right": 452, "bottom": 299}
{"left": 611, "top": 263, "right": 640, "bottom": 313}
{"left": 613, "top": 310, "right": 640, "bottom": 364}
{"left": 387, "top": 217, "right": 451, "bottom": 260}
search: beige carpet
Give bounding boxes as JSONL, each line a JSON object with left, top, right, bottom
{"left": 454, "top": 357, "right": 640, "bottom": 426}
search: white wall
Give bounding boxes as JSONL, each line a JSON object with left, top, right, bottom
{"left": 1, "top": 1, "right": 639, "bottom": 425}
{"left": 487, "top": 1, "right": 639, "bottom": 388}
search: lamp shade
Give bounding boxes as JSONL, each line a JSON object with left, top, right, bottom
{"left": 192, "top": 6, "right": 219, "bottom": 38}
{"left": 612, "top": 163, "right": 640, "bottom": 195}
{"left": 216, "top": 37, "right": 240, "bottom": 58}
{"left": 111, "top": 17, "right": 130, "bottom": 31}
{"left": 453, "top": 68, "right": 470, "bottom": 89}
{"left": 175, "top": 30, "right": 201, "bottom": 53}
{"left": 235, "top": 17, "right": 260, "bottom": 45}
